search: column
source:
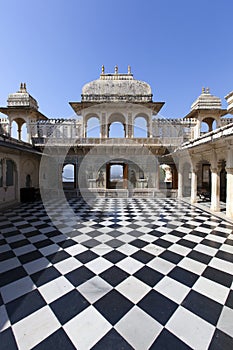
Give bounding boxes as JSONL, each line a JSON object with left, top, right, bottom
{"left": 194, "top": 119, "right": 201, "bottom": 139}
{"left": 177, "top": 163, "right": 183, "bottom": 198}
{"left": 226, "top": 168, "right": 233, "bottom": 219}
{"left": 210, "top": 167, "right": 220, "bottom": 212}
{"left": 190, "top": 167, "right": 197, "bottom": 204}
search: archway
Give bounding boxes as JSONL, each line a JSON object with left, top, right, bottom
{"left": 11, "top": 118, "right": 27, "bottom": 141}
{"left": 109, "top": 122, "right": 125, "bottom": 138}
{"left": 134, "top": 116, "right": 148, "bottom": 138}
{"left": 86, "top": 116, "right": 100, "bottom": 138}
{"left": 62, "top": 164, "right": 75, "bottom": 189}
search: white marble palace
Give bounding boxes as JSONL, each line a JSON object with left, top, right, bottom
{"left": 1, "top": 66, "right": 233, "bottom": 219}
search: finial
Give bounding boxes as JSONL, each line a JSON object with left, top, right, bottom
{"left": 23, "top": 83, "right": 27, "bottom": 91}
{"left": 20, "top": 83, "right": 23, "bottom": 91}
{"left": 206, "top": 87, "right": 210, "bottom": 94}
{"left": 202, "top": 87, "right": 205, "bottom": 94}
{"left": 128, "top": 65, "right": 131, "bottom": 74}
{"left": 101, "top": 65, "right": 105, "bottom": 74}
{"left": 115, "top": 65, "right": 118, "bottom": 74}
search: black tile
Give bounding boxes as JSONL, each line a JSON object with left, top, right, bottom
{"left": 225, "top": 290, "right": 233, "bottom": 309}
{"left": 187, "top": 250, "right": 212, "bottom": 265}
{"left": 65, "top": 266, "right": 95, "bottom": 287}
{"left": 82, "top": 239, "right": 101, "bottom": 248}
{"left": 9, "top": 239, "right": 30, "bottom": 249}
{"left": 6, "top": 289, "right": 46, "bottom": 324}
{"left": 182, "top": 290, "right": 222, "bottom": 326}
{"left": 107, "top": 239, "right": 124, "bottom": 248}
{"left": 75, "top": 250, "right": 99, "bottom": 264}
{"left": 153, "top": 238, "right": 173, "bottom": 249}
{"left": 32, "top": 328, "right": 76, "bottom": 350}
{"left": 0, "top": 250, "right": 15, "bottom": 261}
{"left": 225, "top": 239, "right": 233, "bottom": 246}
{"left": 149, "top": 328, "right": 192, "bottom": 349}
{"left": 168, "top": 267, "right": 199, "bottom": 287}
{"left": 159, "top": 251, "right": 183, "bottom": 264}
{"left": 0, "top": 328, "right": 18, "bottom": 350}
{"left": 131, "top": 250, "right": 154, "bottom": 264}
{"left": 50, "top": 289, "right": 89, "bottom": 325}
{"left": 46, "top": 251, "right": 71, "bottom": 264}
{"left": 94, "top": 289, "right": 133, "bottom": 325}
{"left": 200, "top": 239, "right": 221, "bottom": 249}
{"left": 0, "top": 266, "right": 28, "bottom": 287}
{"left": 202, "top": 267, "right": 233, "bottom": 288}
{"left": 34, "top": 239, "right": 54, "bottom": 248}
{"left": 103, "top": 250, "right": 127, "bottom": 264}
{"left": 170, "top": 230, "right": 186, "bottom": 238}
{"left": 216, "top": 251, "right": 233, "bottom": 263}
{"left": 130, "top": 239, "right": 148, "bottom": 248}
{"left": 99, "top": 266, "right": 129, "bottom": 287}
{"left": 18, "top": 250, "right": 43, "bottom": 264}
{"left": 134, "top": 266, "right": 164, "bottom": 287}
{"left": 138, "top": 290, "right": 178, "bottom": 325}
{"left": 92, "top": 329, "right": 134, "bottom": 350}
{"left": 177, "top": 239, "right": 197, "bottom": 249}
{"left": 208, "top": 329, "right": 233, "bottom": 350}
{"left": 31, "top": 266, "right": 61, "bottom": 287}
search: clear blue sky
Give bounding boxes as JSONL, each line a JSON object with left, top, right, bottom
{"left": 0, "top": 0, "right": 233, "bottom": 119}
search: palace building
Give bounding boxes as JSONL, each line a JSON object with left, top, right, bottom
{"left": 1, "top": 66, "right": 233, "bottom": 219}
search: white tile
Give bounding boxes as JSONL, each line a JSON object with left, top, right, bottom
{"left": 39, "top": 244, "right": 60, "bottom": 256}
{"left": 136, "top": 227, "right": 153, "bottom": 234}
{"left": 23, "top": 257, "right": 51, "bottom": 274}
{"left": 194, "top": 244, "right": 218, "bottom": 257}
{"left": 162, "top": 234, "right": 180, "bottom": 243}
{"left": 178, "top": 257, "right": 206, "bottom": 275}
{"left": 38, "top": 276, "right": 74, "bottom": 303}
{"left": 139, "top": 234, "right": 156, "bottom": 243}
{"left": 220, "top": 244, "right": 233, "bottom": 255}
{"left": 168, "top": 244, "right": 191, "bottom": 256}
{"left": 86, "top": 257, "right": 113, "bottom": 274}
{"left": 116, "top": 276, "right": 150, "bottom": 304}
{"left": 117, "top": 226, "right": 134, "bottom": 233}
{"left": 115, "top": 306, "right": 162, "bottom": 350}
{"left": 1, "top": 276, "right": 36, "bottom": 303}
{"left": 0, "top": 305, "right": 10, "bottom": 332}
{"left": 143, "top": 245, "right": 164, "bottom": 256}
{"left": 217, "top": 306, "right": 233, "bottom": 337}
{"left": 77, "top": 276, "right": 112, "bottom": 304}
{"left": 12, "top": 305, "right": 60, "bottom": 350}
{"left": 154, "top": 276, "right": 190, "bottom": 304}
{"left": 209, "top": 257, "right": 233, "bottom": 275}
{"left": 65, "top": 244, "right": 87, "bottom": 256}
{"left": 0, "top": 257, "right": 21, "bottom": 273}
{"left": 116, "top": 244, "right": 138, "bottom": 256}
{"left": 193, "top": 276, "right": 229, "bottom": 305}
{"left": 147, "top": 257, "right": 175, "bottom": 275}
{"left": 13, "top": 245, "right": 36, "bottom": 256}
{"left": 64, "top": 306, "right": 111, "bottom": 350}
{"left": 91, "top": 244, "right": 113, "bottom": 256}
{"left": 116, "top": 257, "right": 144, "bottom": 274}
{"left": 185, "top": 234, "right": 203, "bottom": 243}
{"left": 54, "top": 257, "right": 82, "bottom": 274}
{"left": 166, "top": 306, "right": 215, "bottom": 350}
{"left": 117, "top": 234, "right": 135, "bottom": 243}
{"left": 205, "top": 234, "right": 225, "bottom": 243}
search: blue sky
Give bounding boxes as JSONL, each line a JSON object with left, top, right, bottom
{"left": 0, "top": 0, "right": 233, "bottom": 119}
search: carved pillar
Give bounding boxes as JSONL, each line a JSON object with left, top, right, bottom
{"left": 210, "top": 167, "right": 220, "bottom": 212}
{"left": 190, "top": 166, "right": 198, "bottom": 204}
{"left": 226, "top": 168, "right": 233, "bottom": 219}
{"left": 177, "top": 162, "right": 183, "bottom": 198}
{"left": 128, "top": 113, "right": 133, "bottom": 138}
{"left": 194, "top": 119, "right": 201, "bottom": 139}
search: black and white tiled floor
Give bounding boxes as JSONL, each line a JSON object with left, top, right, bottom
{"left": 0, "top": 198, "right": 233, "bottom": 349}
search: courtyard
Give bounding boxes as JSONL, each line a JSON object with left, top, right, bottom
{"left": 0, "top": 198, "right": 233, "bottom": 349}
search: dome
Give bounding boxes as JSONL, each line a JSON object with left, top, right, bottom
{"left": 191, "top": 88, "right": 222, "bottom": 111}
{"left": 7, "top": 83, "right": 39, "bottom": 110}
{"left": 81, "top": 66, "right": 152, "bottom": 103}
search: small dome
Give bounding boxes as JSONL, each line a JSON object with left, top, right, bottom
{"left": 191, "top": 88, "right": 222, "bottom": 111}
{"left": 7, "top": 83, "right": 38, "bottom": 110}
{"left": 82, "top": 67, "right": 152, "bottom": 102}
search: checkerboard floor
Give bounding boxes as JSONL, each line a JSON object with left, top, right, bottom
{"left": 0, "top": 198, "right": 233, "bottom": 349}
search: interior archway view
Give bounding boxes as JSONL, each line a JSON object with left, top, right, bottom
{"left": 1, "top": 67, "right": 233, "bottom": 349}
